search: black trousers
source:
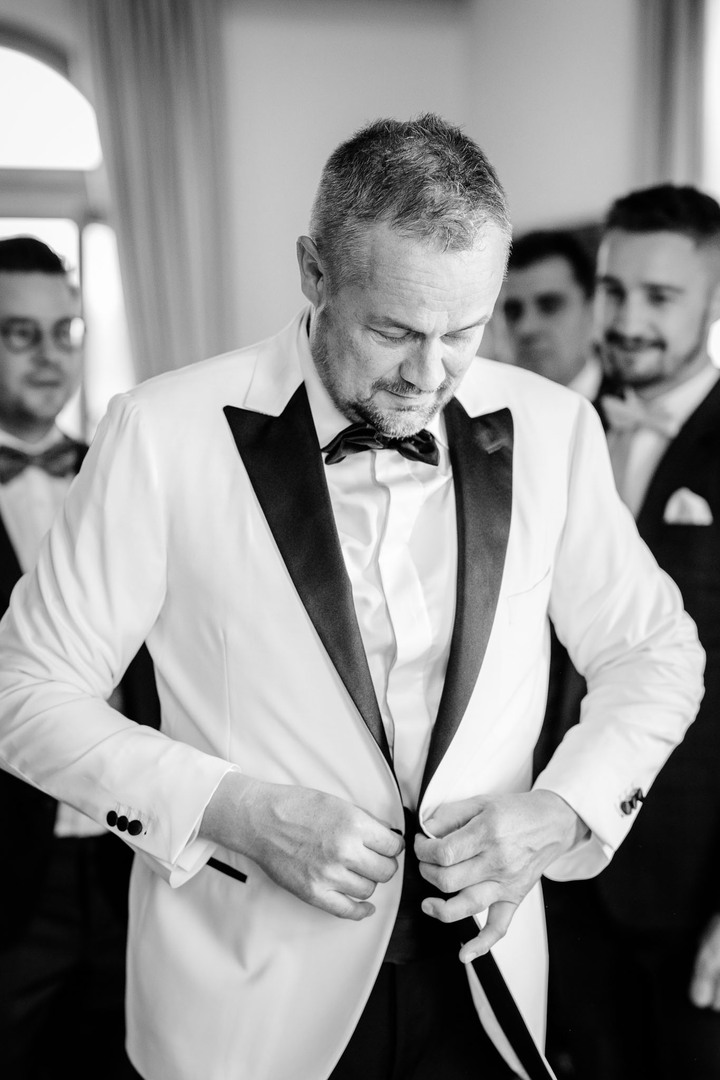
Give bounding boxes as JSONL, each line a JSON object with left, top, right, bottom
{"left": 544, "top": 878, "right": 720, "bottom": 1080}
{"left": 0, "top": 835, "right": 140, "bottom": 1080}
{"left": 330, "top": 954, "right": 518, "bottom": 1080}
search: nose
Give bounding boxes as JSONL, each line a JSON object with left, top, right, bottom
{"left": 32, "top": 330, "right": 68, "bottom": 367}
{"left": 516, "top": 306, "right": 544, "bottom": 338}
{"left": 605, "top": 293, "right": 647, "bottom": 340}
{"left": 399, "top": 338, "right": 446, "bottom": 392}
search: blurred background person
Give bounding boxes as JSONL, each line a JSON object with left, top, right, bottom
{"left": 501, "top": 229, "right": 602, "bottom": 397}
{"left": 0, "top": 236, "right": 159, "bottom": 1080}
{"left": 542, "top": 184, "right": 720, "bottom": 1080}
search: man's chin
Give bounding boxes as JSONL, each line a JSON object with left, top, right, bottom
{"left": 606, "top": 351, "right": 663, "bottom": 384}
{"left": 367, "top": 404, "right": 440, "bottom": 438}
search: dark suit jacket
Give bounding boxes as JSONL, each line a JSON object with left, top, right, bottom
{"left": 540, "top": 379, "right": 720, "bottom": 932}
{"left": 0, "top": 460, "right": 160, "bottom": 943}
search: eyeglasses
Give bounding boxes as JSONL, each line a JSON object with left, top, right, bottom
{"left": 0, "top": 316, "right": 85, "bottom": 354}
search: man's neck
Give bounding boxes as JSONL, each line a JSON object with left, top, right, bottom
{"left": 633, "top": 351, "right": 714, "bottom": 403}
{"left": 0, "top": 419, "right": 59, "bottom": 449}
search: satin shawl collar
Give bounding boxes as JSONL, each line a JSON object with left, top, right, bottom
{"left": 223, "top": 386, "right": 391, "bottom": 765}
{"left": 636, "top": 377, "right": 720, "bottom": 533}
{"left": 419, "top": 397, "right": 514, "bottom": 800}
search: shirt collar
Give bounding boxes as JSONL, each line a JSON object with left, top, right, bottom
{"left": 568, "top": 354, "right": 603, "bottom": 400}
{"left": 640, "top": 361, "right": 720, "bottom": 429}
{"left": 0, "top": 423, "right": 66, "bottom": 453}
{"left": 297, "top": 308, "right": 449, "bottom": 451}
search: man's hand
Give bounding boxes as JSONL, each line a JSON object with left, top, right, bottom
{"left": 414, "top": 789, "right": 588, "bottom": 962}
{"left": 690, "top": 914, "right": 720, "bottom": 1010}
{"left": 200, "top": 772, "right": 404, "bottom": 920}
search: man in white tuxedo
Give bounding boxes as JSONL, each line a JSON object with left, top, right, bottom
{"left": 0, "top": 116, "right": 705, "bottom": 1080}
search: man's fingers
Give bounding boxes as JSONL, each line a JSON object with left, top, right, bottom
{"left": 458, "top": 901, "right": 516, "bottom": 963}
{"left": 421, "top": 796, "right": 485, "bottom": 839}
{"left": 420, "top": 881, "right": 501, "bottom": 923}
{"left": 689, "top": 959, "right": 720, "bottom": 1010}
{"left": 414, "top": 820, "right": 481, "bottom": 868}
{"left": 322, "top": 891, "right": 377, "bottom": 921}
{"left": 690, "top": 970, "right": 715, "bottom": 1009}
{"left": 418, "top": 853, "right": 486, "bottom": 895}
{"left": 336, "top": 870, "right": 379, "bottom": 901}
{"left": 363, "top": 819, "right": 406, "bottom": 859}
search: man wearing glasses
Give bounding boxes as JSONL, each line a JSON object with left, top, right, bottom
{"left": 0, "top": 235, "right": 158, "bottom": 1079}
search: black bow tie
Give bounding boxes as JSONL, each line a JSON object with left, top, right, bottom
{"left": 322, "top": 422, "right": 439, "bottom": 467}
{"left": 0, "top": 436, "right": 85, "bottom": 485}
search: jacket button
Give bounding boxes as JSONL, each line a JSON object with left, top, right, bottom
{"left": 117, "top": 815, "right": 129, "bottom": 832}
{"left": 620, "top": 789, "right": 645, "bottom": 815}
{"left": 106, "top": 811, "right": 118, "bottom": 827}
{"left": 128, "top": 819, "right": 143, "bottom": 836}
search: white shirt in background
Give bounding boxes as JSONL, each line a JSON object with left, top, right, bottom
{"left": 606, "top": 362, "right": 720, "bottom": 518}
{"left": 0, "top": 424, "right": 105, "bottom": 837}
{"left": 568, "top": 353, "right": 604, "bottom": 401}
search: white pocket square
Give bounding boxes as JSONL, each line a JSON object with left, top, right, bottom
{"left": 663, "top": 488, "right": 713, "bottom": 525}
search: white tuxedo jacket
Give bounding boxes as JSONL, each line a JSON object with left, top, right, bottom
{"left": 0, "top": 311, "right": 704, "bottom": 1080}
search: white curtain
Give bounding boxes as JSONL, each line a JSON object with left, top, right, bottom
{"left": 637, "top": 0, "right": 706, "bottom": 187}
{"left": 83, "top": 0, "right": 234, "bottom": 379}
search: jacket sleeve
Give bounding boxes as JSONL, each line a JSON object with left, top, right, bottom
{"left": 534, "top": 396, "right": 705, "bottom": 880}
{"left": 0, "top": 392, "right": 234, "bottom": 886}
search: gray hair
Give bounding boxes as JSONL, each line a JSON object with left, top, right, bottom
{"left": 309, "top": 113, "right": 510, "bottom": 289}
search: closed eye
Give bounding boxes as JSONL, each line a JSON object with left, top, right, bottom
{"left": 373, "top": 328, "right": 411, "bottom": 342}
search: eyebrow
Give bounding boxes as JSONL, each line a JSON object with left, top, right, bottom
{"left": 373, "top": 315, "right": 489, "bottom": 333}
{"left": 596, "top": 274, "right": 685, "bottom": 295}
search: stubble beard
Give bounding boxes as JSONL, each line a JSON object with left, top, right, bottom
{"left": 602, "top": 327, "right": 708, "bottom": 394}
{"left": 310, "top": 313, "right": 455, "bottom": 437}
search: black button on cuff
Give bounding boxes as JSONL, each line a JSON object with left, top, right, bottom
{"left": 127, "top": 819, "right": 143, "bottom": 836}
{"left": 117, "top": 815, "right": 129, "bottom": 832}
{"left": 106, "top": 811, "right": 118, "bottom": 827}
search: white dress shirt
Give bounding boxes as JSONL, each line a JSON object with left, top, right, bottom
{"left": 0, "top": 424, "right": 104, "bottom": 837}
{"left": 567, "top": 353, "right": 603, "bottom": 401}
{"left": 299, "top": 323, "right": 457, "bottom": 809}
{"left": 606, "top": 362, "right": 720, "bottom": 517}
{"left": 0, "top": 425, "right": 74, "bottom": 572}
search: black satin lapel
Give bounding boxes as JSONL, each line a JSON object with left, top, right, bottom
{"left": 223, "top": 387, "right": 390, "bottom": 764}
{"left": 419, "top": 399, "right": 514, "bottom": 800}
{"left": 0, "top": 514, "right": 22, "bottom": 614}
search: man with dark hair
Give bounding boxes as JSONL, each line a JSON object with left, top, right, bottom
{"left": 0, "top": 122, "right": 704, "bottom": 1080}
{"left": 501, "top": 229, "right": 600, "bottom": 395}
{"left": 543, "top": 183, "right": 720, "bottom": 1079}
{"left": 0, "top": 235, "right": 159, "bottom": 1080}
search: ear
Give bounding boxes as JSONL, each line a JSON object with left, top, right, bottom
{"left": 296, "top": 236, "right": 326, "bottom": 308}
{"left": 709, "top": 279, "right": 720, "bottom": 325}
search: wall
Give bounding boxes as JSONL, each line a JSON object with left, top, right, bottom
{"left": 222, "top": 0, "right": 471, "bottom": 342}
{"left": 222, "top": 0, "right": 642, "bottom": 343}
{"left": 465, "top": 0, "right": 641, "bottom": 232}
{"left": 0, "top": 0, "right": 643, "bottom": 347}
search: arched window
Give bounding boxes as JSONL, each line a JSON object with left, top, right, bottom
{"left": 0, "top": 38, "right": 134, "bottom": 437}
{"left": 0, "top": 45, "right": 102, "bottom": 170}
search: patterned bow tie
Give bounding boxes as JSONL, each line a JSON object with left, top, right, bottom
{"left": 322, "top": 422, "right": 439, "bottom": 467}
{"left": 0, "top": 436, "right": 85, "bottom": 485}
{"left": 600, "top": 393, "right": 681, "bottom": 439}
